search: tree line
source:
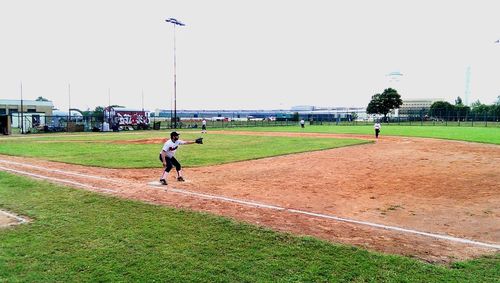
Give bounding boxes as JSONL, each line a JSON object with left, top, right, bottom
{"left": 367, "top": 89, "right": 500, "bottom": 121}
{"left": 430, "top": 96, "right": 500, "bottom": 120}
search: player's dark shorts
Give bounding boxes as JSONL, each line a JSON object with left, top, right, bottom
{"left": 202, "top": 124, "right": 206, "bottom": 130}
{"left": 159, "top": 154, "right": 181, "bottom": 172}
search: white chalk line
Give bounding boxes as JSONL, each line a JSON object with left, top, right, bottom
{"left": 0, "top": 166, "right": 117, "bottom": 194}
{"left": 287, "top": 210, "right": 500, "bottom": 249}
{"left": 0, "top": 161, "right": 499, "bottom": 250}
{"left": 0, "top": 209, "right": 28, "bottom": 224}
{"left": 168, "top": 188, "right": 286, "bottom": 211}
{"left": 166, "top": 187, "right": 499, "bottom": 250}
{"left": 0, "top": 159, "right": 114, "bottom": 182}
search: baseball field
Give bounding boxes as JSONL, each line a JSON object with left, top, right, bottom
{"left": 0, "top": 126, "right": 499, "bottom": 282}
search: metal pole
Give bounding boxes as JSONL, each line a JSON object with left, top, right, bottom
{"left": 173, "top": 24, "right": 177, "bottom": 129}
{"left": 20, "top": 81, "right": 23, "bottom": 134}
{"left": 68, "top": 83, "right": 71, "bottom": 132}
{"left": 108, "top": 88, "right": 111, "bottom": 130}
{"left": 141, "top": 89, "right": 144, "bottom": 113}
{"left": 166, "top": 18, "right": 185, "bottom": 129}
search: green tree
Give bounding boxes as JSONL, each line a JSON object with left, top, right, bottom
{"left": 470, "top": 100, "right": 490, "bottom": 115}
{"left": 470, "top": 99, "right": 481, "bottom": 108}
{"left": 454, "top": 102, "right": 471, "bottom": 118}
{"left": 93, "top": 106, "right": 104, "bottom": 117}
{"left": 430, "top": 101, "right": 454, "bottom": 119}
{"left": 455, "top": 96, "right": 463, "bottom": 105}
{"left": 35, "top": 96, "right": 50, "bottom": 102}
{"left": 366, "top": 88, "right": 403, "bottom": 121}
{"left": 350, "top": 112, "right": 358, "bottom": 121}
{"left": 491, "top": 104, "right": 500, "bottom": 118}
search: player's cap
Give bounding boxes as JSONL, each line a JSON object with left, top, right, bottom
{"left": 170, "top": 131, "right": 180, "bottom": 138}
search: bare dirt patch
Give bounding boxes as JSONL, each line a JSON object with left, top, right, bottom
{"left": 0, "top": 210, "right": 27, "bottom": 228}
{"left": 0, "top": 132, "right": 498, "bottom": 263}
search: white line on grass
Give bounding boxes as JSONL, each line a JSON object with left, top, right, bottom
{"left": 0, "top": 209, "right": 28, "bottom": 224}
{"left": 0, "top": 166, "right": 117, "bottom": 194}
{"left": 0, "top": 161, "right": 499, "bottom": 250}
{"left": 0, "top": 159, "right": 114, "bottom": 181}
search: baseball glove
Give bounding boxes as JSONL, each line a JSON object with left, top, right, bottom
{"left": 195, "top": 137, "right": 203, "bottom": 144}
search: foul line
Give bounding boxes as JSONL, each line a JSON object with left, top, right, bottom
{"left": 0, "top": 159, "right": 114, "bottom": 182}
{"left": 0, "top": 161, "right": 499, "bottom": 250}
{"left": 0, "top": 209, "right": 28, "bottom": 224}
{"left": 166, "top": 187, "right": 500, "bottom": 250}
{"left": 0, "top": 166, "right": 117, "bottom": 194}
{"left": 168, "top": 188, "right": 285, "bottom": 211}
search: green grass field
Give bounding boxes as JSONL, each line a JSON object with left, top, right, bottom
{"left": 1, "top": 172, "right": 499, "bottom": 282}
{"left": 222, "top": 124, "right": 500, "bottom": 144}
{"left": 1, "top": 127, "right": 499, "bottom": 281}
{"left": 0, "top": 132, "right": 369, "bottom": 168}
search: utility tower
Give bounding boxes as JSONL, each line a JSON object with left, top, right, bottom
{"left": 464, "top": 66, "right": 471, "bottom": 106}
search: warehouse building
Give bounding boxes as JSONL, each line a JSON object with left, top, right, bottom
{"left": 0, "top": 99, "right": 54, "bottom": 133}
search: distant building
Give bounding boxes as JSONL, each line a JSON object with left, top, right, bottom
{"left": 290, "top": 105, "right": 315, "bottom": 111}
{"left": 0, "top": 99, "right": 54, "bottom": 132}
{"left": 0, "top": 99, "right": 54, "bottom": 116}
{"left": 152, "top": 106, "right": 367, "bottom": 122}
{"left": 396, "top": 98, "right": 443, "bottom": 116}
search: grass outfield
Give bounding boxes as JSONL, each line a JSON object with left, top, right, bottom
{"left": 0, "top": 132, "right": 368, "bottom": 168}
{"left": 222, "top": 125, "right": 500, "bottom": 144}
{"left": 1, "top": 172, "right": 498, "bottom": 282}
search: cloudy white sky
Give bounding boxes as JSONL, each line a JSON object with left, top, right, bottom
{"left": 1, "top": 1, "right": 499, "bottom": 111}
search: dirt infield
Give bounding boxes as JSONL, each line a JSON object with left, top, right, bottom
{"left": 0, "top": 132, "right": 498, "bottom": 263}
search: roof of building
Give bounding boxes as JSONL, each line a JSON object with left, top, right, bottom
{"left": 0, "top": 99, "right": 54, "bottom": 107}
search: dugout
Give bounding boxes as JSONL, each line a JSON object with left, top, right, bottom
{"left": 0, "top": 115, "right": 11, "bottom": 135}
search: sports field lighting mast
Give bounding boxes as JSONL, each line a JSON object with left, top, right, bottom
{"left": 20, "top": 81, "right": 24, "bottom": 134}
{"left": 165, "top": 17, "right": 185, "bottom": 129}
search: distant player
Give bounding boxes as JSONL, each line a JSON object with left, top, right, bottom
{"left": 201, "top": 119, "right": 207, "bottom": 133}
{"left": 300, "top": 119, "right": 305, "bottom": 128}
{"left": 159, "top": 131, "right": 201, "bottom": 185}
{"left": 374, "top": 122, "right": 381, "bottom": 138}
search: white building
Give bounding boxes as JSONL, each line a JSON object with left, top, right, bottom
{"left": 396, "top": 98, "right": 443, "bottom": 116}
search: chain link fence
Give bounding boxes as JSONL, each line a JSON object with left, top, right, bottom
{"left": 8, "top": 108, "right": 500, "bottom": 134}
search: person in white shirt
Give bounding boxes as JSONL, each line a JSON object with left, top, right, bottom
{"left": 201, "top": 119, "right": 207, "bottom": 133}
{"left": 374, "top": 122, "right": 381, "bottom": 138}
{"left": 300, "top": 119, "right": 305, "bottom": 128}
{"left": 159, "top": 131, "right": 197, "bottom": 185}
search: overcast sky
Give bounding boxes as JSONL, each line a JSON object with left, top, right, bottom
{"left": 1, "top": 1, "right": 499, "bottom": 111}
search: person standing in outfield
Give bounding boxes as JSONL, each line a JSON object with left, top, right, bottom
{"left": 201, "top": 118, "right": 207, "bottom": 133}
{"left": 159, "top": 131, "right": 202, "bottom": 185}
{"left": 300, "top": 119, "right": 305, "bottom": 128}
{"left": 374, "top": 121, "right": 381, "bottom": 138}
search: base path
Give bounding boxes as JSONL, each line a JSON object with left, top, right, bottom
{"left": 0, "top": 133, "right": 498, "bottom": 263}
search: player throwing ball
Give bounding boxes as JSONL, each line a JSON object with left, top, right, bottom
{"left": 159, "top": 131, "right": 203, "bottom": 185}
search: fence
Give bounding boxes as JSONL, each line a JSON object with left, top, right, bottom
{"left": 9, "top": 109, "right": 500, "bottom": 134}
{"left": 384, "top": 108, "right": 500, "bottom": 127}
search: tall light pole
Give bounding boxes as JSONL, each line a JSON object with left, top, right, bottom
{"left": 68, "top": 83, "right": 71, "bottom": 133}
{"left": 165, "top": 18, "right": 185, "bottom": 129}
{"left": 20, "top": 81, "right": 23, "bottom": 134}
